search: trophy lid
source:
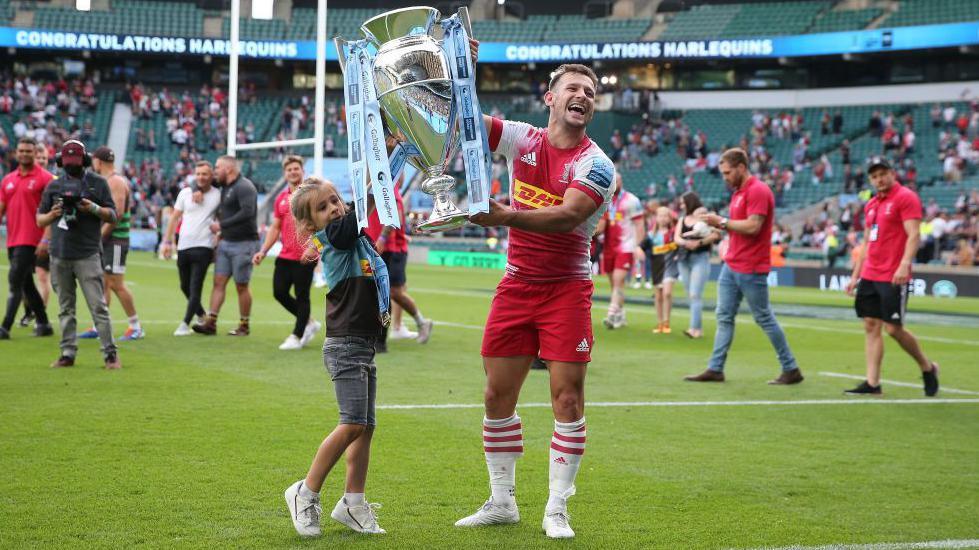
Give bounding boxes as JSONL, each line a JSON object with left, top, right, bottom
{"left": 361, "top": 6, "right": 440, "bottom": 47}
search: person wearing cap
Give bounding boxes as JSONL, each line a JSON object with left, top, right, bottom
{"left": 35, "top": 140, "right": 121, "bottom": 370}
{"left": 0, "top": 136, "right": 55, "bottom": 340}
{"left": 76, "top": 146, "right": 144, "bottom": 341}
{"left": 843, "top": 157, "right": 939, "bottom": 396}
{"left": 684, "top": 147, "right": 803, "bottom": 385}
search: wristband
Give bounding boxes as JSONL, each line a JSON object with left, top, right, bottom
{"left": 89, "top": 203, "right": 100, "bottom": 215}
{"left": 40, "top": 239, "right": 50, "bottom": 245}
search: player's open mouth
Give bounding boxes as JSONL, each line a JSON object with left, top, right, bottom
{"left": 568, "top": 103, "right": 586, "bottom": 115}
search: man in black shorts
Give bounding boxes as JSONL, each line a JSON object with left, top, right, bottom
{"left": 844, "top": 157, "right": 939, "bottom": 396}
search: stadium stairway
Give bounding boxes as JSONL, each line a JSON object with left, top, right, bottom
{"left": 107, "top": 102, "right": 133, "bottom": 167}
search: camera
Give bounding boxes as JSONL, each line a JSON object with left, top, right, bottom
{"left": 55, "top": 176, "right": 86, "bottom": 223}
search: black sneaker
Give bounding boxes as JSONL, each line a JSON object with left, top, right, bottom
{"left": 0, "top": 327, "right": 10, "bottom": 340}
{"left": 19, "top": 311, "right": 35, "bottom": 328}
{"left": 844, "top": 381, "right": 882, "bottom": 395}
{"left": 34, "top": 323, "right": 54, "bottom": 337}
{"left": 923, "top": 362, "right": 940, "bottom": 397}
{"left": 531, "top": 357, "right": 547, "bottom": 370}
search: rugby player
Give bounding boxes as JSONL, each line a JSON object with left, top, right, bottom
{"left": 460, "top": 61, "right": 615, "bottom": 540}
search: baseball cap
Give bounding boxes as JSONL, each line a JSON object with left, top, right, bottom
{"left": 60, "top": 140, "right": 87, "bottom": 167}
{"left": 92, "top": 146, "right": 115, "bottom": 163}
{"left": 866, "top": 156, "right": 892, "bottom": 173}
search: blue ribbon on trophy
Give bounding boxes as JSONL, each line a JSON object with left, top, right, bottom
{"left": 339, "top": 39, "right": 402, "bottom": 229}
{"left": 442, "top": 14, "right": 492, "bottom": 216}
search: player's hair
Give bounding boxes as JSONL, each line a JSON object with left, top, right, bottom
{"left": 719, "top": 148, "right": 749, "bottom": 168}
{"left": 282, "top": 154, "right": 304, "bottom": 170}
{"left": 655, "top": 206, "right": 675, "bottom": 230}
{"left": 681, "top": 191, "right": 704, "bottom": 213}
{"left": 216, "top": 155, "right": 239, "bottom": 168}
{"left": 17, "top": 136, "right": 38, "bottom": 148}
{"left": 548, "top": 64, "right": 599, "bottom": 91}
{"left": 194, "top": 160, "right": 213, "bottom": 170}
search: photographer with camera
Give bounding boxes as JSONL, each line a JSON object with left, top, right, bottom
{"left": 35, "top": 140, "right": 121, "bottom": 369}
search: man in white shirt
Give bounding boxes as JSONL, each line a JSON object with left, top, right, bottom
{"left": 161, "top": 161, "right": 221, "bottom": 335}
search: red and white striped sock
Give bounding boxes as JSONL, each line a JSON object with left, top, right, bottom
{"left": 547, "top": 417, "right": 586, "bottom": 512}
{"left": 483, "top": 413, "right": 523, "bottom": 505}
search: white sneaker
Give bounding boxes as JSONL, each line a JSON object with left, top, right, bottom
{"left": 330, "top": 497, "right": 386, "bottom": 534}
{"left": 314, "top": 276, "right": 327, "bottom": 289}
{"left": 173, "top": 322, "right": 192, "bottom": 336}
{"left": 300, "top": 320, "right": 321, "bottom": 347}
{"left": 602, "top": 316, "right": 616, "bottom": 329}
{"left": 454, "top": 498, "right": 520, "bottom": 527}
{"left": 644, "top": 281, "right": 653, "bottom": 289}
{"left": 630, "top": 281, "right": 641, "bottom": 289}
{"left": 389, "top": 325, "right": 418, "bottom": 340}
{"left": 611, "top": 312, "right": 627, "bottom": 329}
{"left": 279, "top": 334, "right": 303, "bottom": 350}
{"left": 542, "top": 509, "right": 575, "bottom": 538}
{"left": 284, "top": 480, "right": 322, "bottom": 537}
{"left": 416, "top": 319, "right": 434, "bottom": 344}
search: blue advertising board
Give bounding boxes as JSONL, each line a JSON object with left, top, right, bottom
{"left": 2, "top": 20, "right": 979, "bottom": 63}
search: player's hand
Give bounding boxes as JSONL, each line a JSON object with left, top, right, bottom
{"left": 36, "top": 241, "right": 49, "bottom": 260}
{"left": 161, "top": 242, "right": 173, "bottom": 260}
{"left": 684, "top": 240, "right": 700, "bottom": 251}
{"left": 633, "top": 246, "right": 645, "bottom": 261}
{"left": 375, "top": 239, "right": 386, "bottom": 255}
{"left": 469, "top": 38, "right": 479, "bottom": 66}
{"left": 845, "top": 277, "right": 858, "bottom": 296}
{"left": 50, "top": 200, "right": 64, "bottom": 219}
{"left": 469, "top": 199, "right": 510, "bottom": 227}
{"left": 192, "top": 190, "right": 204, "bottom": 204}
{"left": 892, "top": 262, "right": 911, "bottom": 286}
{"left": 696, "top": 212, "right": 723, "bottom": 228}
{"left": 210, "top": 221, "right": 221, "bottom": 234}
{"left": 300, "top": 247, "right": 319, "bottom": 265}
{"left": 252, "top": 251, "right": 265, "bottom": 266}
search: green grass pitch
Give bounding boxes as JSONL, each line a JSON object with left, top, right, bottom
{"left": 2, "top": 253, "right": 978, "bottom": 549}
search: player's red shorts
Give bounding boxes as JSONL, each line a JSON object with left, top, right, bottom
{"left": 481, "top": 276, "right": 594, "bottom": 363}
{"left": 602, "top": 251, "right": 633, "bottom": 274}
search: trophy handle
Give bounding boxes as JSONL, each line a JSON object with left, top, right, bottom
{"left": 456, "top": 7, "right": 473, "bottom": 37}
{"left": 334, "top": 37, "right": 349, "bottom": 73}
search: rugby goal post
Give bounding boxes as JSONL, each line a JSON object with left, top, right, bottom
{"left": 226, "top": 0, "right": 328, "bottom": 178}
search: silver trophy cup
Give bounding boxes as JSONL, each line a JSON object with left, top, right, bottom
{"left": 337, "top": 6, "right": 473, "bottom": 232}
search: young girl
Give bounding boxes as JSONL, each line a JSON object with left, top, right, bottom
{"left": 640, "top": 206, "right": 678, "bottom": 334}
{"left": 284, "top": 177, "right": 389, "bottom": 537}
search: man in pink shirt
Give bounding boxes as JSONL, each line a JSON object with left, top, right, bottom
{"left": 844, "top": 157, "right": 939, "bottom": 396}
{"left": 0, "top": 137, "right": 54, "bottom": 339}
{"left": 684, "top": 148, "right": 803, "bottom": 385}
{"left": 253, "top": 155, "right": 320, "bottom": 350}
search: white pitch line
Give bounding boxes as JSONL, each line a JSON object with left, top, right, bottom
{"left": 742, "top": 538, "right": 979, "bottom": 550}
{"left": 820, "top": 372, "right": 979, "bottom": 396}
{"left": 376, "top": 398, "right": 979, "bottom": 410}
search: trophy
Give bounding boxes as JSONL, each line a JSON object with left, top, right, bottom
{"left": 335, "top": 6, "right": 491, "bottom": 233}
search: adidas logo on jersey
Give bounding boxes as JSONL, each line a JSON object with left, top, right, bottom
{"left": 576, "top": 338, "right": 590, "bottom": 352}
{"left": 520, "top": 151, "right": 537, "bottom": 166}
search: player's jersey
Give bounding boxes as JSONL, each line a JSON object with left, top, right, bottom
{"left": 604, "top": 190, "right": 643, "bottom": 254}
{"left": 489, "top": 117, "right": 615, "bottom": 282}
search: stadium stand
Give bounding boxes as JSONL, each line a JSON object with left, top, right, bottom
{"left": 883, "top": 0, "right": 979, "bottom": 28}
{"left": 660, "top": 1, "right": 889, "bottom": 39}
{"left": 32, "top": 0, "right": 204, "bottom": 37}
{"left": 807, "top": 7, "right": 883, "bottom": 34}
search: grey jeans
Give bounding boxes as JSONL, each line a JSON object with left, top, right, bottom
{"left": 323, "top": 335, "right": 377, "bottom": 426}
{"left": 51, "top": 254, "right": 117, "bottom": 358}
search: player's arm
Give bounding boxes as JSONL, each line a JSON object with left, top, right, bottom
{"left": 101, "top": 175, "right": 127, "bottom": 239}
{"left": 36, "top": 187, "right": 62, "bottom": 228}
{"left": 700, "top": 211, "right": 764, "bottom": 236}
{"left": 471, "top": 189, "right": 599, "bottom": 234}
{"left": 161, "top": 208, "right": 183, "bottom": 259}
{"left": 253, "top": 217, "right": 282, "bottom": 265}
{"left": 846, "top": 226, "right": 872, "bottom": 296}
{"left": 0, "top": 199, "right": 6, "bottom": 225}
{"left": 893, "top": 218, "right": 920, "bottom": 285}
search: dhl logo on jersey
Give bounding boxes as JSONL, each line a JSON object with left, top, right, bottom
{"left": 513, "top": 179, "right": 564, "bottom": 209}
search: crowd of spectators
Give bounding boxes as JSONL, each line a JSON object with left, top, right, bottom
{"left": 0, "top": 73, "right": 100, "bottom": 174}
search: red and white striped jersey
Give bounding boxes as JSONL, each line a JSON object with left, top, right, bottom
{"left": 488, "top": 117, "right": 615, "bottom": 282}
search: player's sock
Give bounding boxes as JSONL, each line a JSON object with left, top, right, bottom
{"left": 412, "top": 309, "right": 426, "bottom": 326}
{"left": 128, "top": 314, "right": 141, "bottom": 330}
{"left": 547, "top": 417, "right": 586, "bottom": 512}
{"left": 299, "top": 481, "right": 319, "bottom": 499}
{"left": 344, "top": 492, "right": 365, "bottom": 506}
{"left": 483, "top": 413, "right": 523, "bottom": 506}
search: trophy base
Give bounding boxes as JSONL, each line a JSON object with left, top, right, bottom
{"left": 417, "top": 211, "right": 469, "bottom": 233}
